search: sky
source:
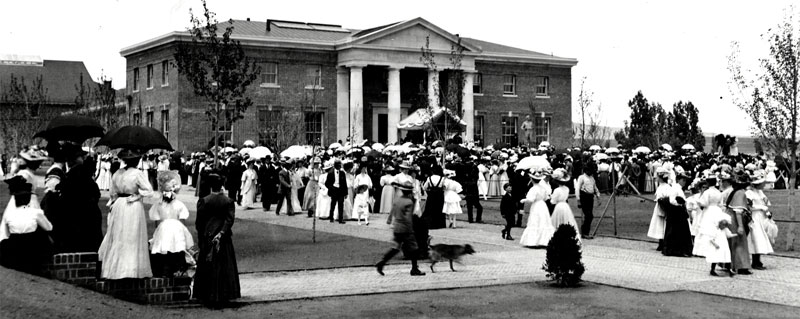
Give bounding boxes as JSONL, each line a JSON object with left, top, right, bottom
{"left": 1, "top": 0, "right": 795, "bottom": 136}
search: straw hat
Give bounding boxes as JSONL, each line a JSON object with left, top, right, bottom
{"left": 395, "top": 180, "right": 414, "bottom": 191}
{"left": 749, "top": 169, "right": 766, "bottom": 185}
{"left": 398, "top": 161, "right": 412, "bottom": 169}
{"left": 19, "top": 148, "right": 47, "bottom": 162}
{"left": 117, "top": 149, "right": 143, "bottom": 160}
{"left": 551, "top": 168, "right": 570, "bottom": 182}
{"left": 529, "top": 168, "right": 547, "bottom": 180}
{"left": 731, "top": 167, "right": 750, "bottom": 185}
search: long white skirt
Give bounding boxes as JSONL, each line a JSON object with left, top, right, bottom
{"left": 551, "top": 202, "right": 581, "bottom": 240}
{"left": 98, "top": 198, "right": 152, "bottom": 279}
{"left": 519, "top": 200, "right": 555, "bottom": 247}
{"left": 748, "top": 210, "right": 774, "bottom": 254}
{"left": 647, "top": 204, "right": 666, "bottom": 240}
{"left": 150, "top": 219, "right": 194, "bottom": 254}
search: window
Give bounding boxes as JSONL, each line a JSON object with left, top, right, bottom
{"left": 261, "top": 62, "right": 278, "bottom": 85}
{"left": 257, "top": 109, "right": 281, "bottom": 147}
{"left": 146, "top": 64, "right": 153, "bottom": 89}
{"left": 132, "top": 113, "right": 141, "bottom": 125}
{"left": 473, "top": 73, "right": 482, "bottom": 94}
{"left": 535, "top": 76, "right": 548, "bottom": 96}
{"left": 501, "top": 116, "right": 518, "bottom": 146}
{"left": 133, "top": 68, "right": 139, "bottom": 91}
{"left": 305, "top": 112, "right": 324, "bottom": 145}
{"left": 212, "top": 110, "right": 234, "bottom": 144}
{"left": 161, "top": 60, "right": 169, "bottom": 86}
{"left": 161, "top": 109, "right": 170, "bottom": 139}
{"left": 474, "top": 115, "right": 484, "bottom": 145}
{"left": 145, "top": 110, "right": 154, "bottom": 127}
{"left": 306, "top": 64, "right": 322, "bottom": 87}
{"left": 534, "top": 116, "right": 551, "bottom": 145}
{"left": 503, "top": 75, "right": 516, "bottom": 95}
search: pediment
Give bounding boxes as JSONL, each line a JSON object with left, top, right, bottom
{"left": 351, "top": 18, "right": 480, "bottom": 53}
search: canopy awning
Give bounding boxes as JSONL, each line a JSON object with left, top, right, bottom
{"left": 397, "top": 107, "right": 467, "bottom": 131}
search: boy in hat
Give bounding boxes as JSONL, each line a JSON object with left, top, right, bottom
{"left": 500, "top": 183, "right": 515, "bottom": 240}
{"left": 376, "top": 181, "right": 425, "bottom": 276}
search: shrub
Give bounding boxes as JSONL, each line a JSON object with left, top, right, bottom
{"left": 542, "top": 224, "right": 585, "bottom": 287}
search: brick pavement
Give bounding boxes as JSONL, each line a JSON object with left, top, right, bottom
{"left": 178, "top": 192, "right": 800, "bottom": 307}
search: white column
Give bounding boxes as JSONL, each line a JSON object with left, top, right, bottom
{"left": 462, "top": 71, "right": 475, "bottom": 142}
{"left": 336, "top": 67, "right": 349, "bottom": 142}
{"left": 427, "top": 69, "right": 439, "bottom": 108}
{"left": 349, "top": 66, "right": 364, "bottom": 143}
{"left": 387, "top": 67, "right": 402, "bottom": 143}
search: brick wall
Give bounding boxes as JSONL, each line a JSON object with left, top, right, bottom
{"left": 45, "top": 252, "right": 192, "bottom": 305}
{"left": 473, "top": 61, "right": 572, "bottom": 147}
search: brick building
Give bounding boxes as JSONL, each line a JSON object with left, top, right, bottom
{"left": 120, "top": 18, "right": 577, "bottom": 152}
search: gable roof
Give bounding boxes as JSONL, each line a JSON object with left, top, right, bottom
{"left": 0, "top": 60, "right": 95, "bottom": 105}
{"left": 121, "top": 18, "right": 576, "bottom": 65}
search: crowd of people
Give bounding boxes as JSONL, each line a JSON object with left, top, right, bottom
{"left": 0, "top": 136, "right": 788, "bottom": 300}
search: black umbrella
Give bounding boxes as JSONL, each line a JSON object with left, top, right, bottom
{"left": 95, "top": 125, "right": 173, "bottom": 151}
{"left": 33, "top": 115, "right": 104, "bottom": 143}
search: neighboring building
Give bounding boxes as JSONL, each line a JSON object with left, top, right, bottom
{"left": 120, "top": 18, "right": 577, "bottom": 152}
{"left": 0, "top": 54, "right": 95, "bottom": 154}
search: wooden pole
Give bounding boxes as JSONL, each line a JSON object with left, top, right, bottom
{"left": 613, "top": 191, "right": 617, "bottom": 236}
{"left": 787, "top": 189, "right": 796, "bottom": 251}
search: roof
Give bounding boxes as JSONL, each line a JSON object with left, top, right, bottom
{"left": 0, "top": 60, "right": 95, "bottom": 105}
{"left": 122, "top": 18, "right": 576, "bottom": 65}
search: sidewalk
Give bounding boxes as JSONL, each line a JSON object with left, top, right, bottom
{"left": 230, "top": 203, "right": 800, "bottom": 307}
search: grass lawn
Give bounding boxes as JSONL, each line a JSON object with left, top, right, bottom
{"left": 0, "top": 183, "right": 396, "bottom": 273}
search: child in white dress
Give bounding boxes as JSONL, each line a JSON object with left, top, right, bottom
{"left": 149, "top": 171, "right": 194, "bottom": 277}
{"left": 442, "top": 169, "right": 464, "bottom": 228}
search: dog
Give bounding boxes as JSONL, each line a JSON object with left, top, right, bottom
{"left": 429, "top": 244, "right": 475, "bottom": 273}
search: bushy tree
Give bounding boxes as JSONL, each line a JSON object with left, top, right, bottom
{"left": 614, "top": 91, "right": 660, "bottom": 149}
{"left": 728, "top": 7, "right": 800, "bottom": 188}
{"left": 615, "top": 91, "right": 704, "bottom": 150}
{"left": 542, "top": 224, "right": 585, "bottom": 287}
{"left": 0, "top": 74, "right": 52, "bottom": 155}
{"left": 669, "top": 101, "right": 704, "bottom": 150}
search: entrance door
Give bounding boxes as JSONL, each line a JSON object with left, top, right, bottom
{"left": 377, "top": 114, "right": 388, "bottom": 143}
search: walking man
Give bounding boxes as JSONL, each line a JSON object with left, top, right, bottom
{"left": 274, "top": 160, "right": 294, "bottom": 216}
{"left": 376, "top": 181, "right": 425, "bottom": 276}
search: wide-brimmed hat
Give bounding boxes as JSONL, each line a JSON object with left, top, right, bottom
{"left": 655, "top": 167, "right": 670, "bottom": 179}
{"left": 529, "top": 168, "right": 547, "bottom": 180}
{"left": 443, "top": 169, "right": 456, "bottom": 177}
{"left": 398, "top": 161, "right": 412, "bottom": 169}
{"left": 551, "top": 168, "right": 570, "bottom": 182}
{"left": 4, "top": 175, "right": 32, "bottom": 195}
{"left": 19, "top": 148, "right": 47, "bottom": 162}
{"left": 395, "top": 181, "right": 414, "bottom": 191}
{"left": 117, "top": 149, "right": 143, "bottom": 160}
{"left": 749, "top": 169, "right": 766, "bottom": 184}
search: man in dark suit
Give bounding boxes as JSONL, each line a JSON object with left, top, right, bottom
{"left": 326, "top": 159, "right": 347, "bottom": 223}
{"left": 258, "top": 156, "right": 277, "bottom": 212}
{"left": 274, "top": 160, "right": 294, "bottom": 215}
{"left": 224, "top": 156, "right": 245, "bottom": 204}
{"left": 461, "top": 156, "right": 483, "bottom": 223}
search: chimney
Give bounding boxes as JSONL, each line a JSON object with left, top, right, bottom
{"left": 267, "top": 19, "right": 271, "bottom": 32}
{"left": 246, "top": 18, "right": 250, "bottom": 21}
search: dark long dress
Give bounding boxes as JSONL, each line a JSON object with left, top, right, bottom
{"left": 41, "top": 165, "right": 66, "bottom": 252}
{"left": 50, "top": 162, "right": 103, "bottom": 253}
{"left": 195, "top": 192, "right": 240, "bottom": 304}
{"left": 658, "top": 198, "right": 693, "bottom": 257}
{"left": 726, "top": 189, "right": 751, "bottom": 271}
{"left": 423, "top": 176, "right": 446, "bottom": 230}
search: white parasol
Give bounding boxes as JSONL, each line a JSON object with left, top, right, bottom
{"left": 589, "top": 145, "right": 602, "bottom": 151}
{"left": 249, "top": 146, "right": 272, "bottom": 159}
{"left": 681, "top": 144, "right": 695, "bottom": 151}
{"left": 633, "top": 146, "right": 651, "bottom": 154}
{"left": 516, "top": 155, "right": 550, "bottom": 171}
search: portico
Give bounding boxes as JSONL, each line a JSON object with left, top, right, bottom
{"left": 334, "top": 19, "right": 480, "bottom": 144}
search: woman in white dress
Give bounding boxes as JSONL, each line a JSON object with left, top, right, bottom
{"left": 693, "top": 175, "right": 722, "bottom": 257}
{"left": 497, "top": 160, "right": 509, "bottom": 196}
{"left": 746, "top": 171, "right": 774, "bottom": 270}
{"left": 764, "top": 160, "right": 777, "bottom": 190}
{"left": 315, "top": 162, "right": 333, "bottom": 219}
{"left": 442, "top": 169, "right": 464, "bottom": 228}
{"left": 98, "top": 149, "right": 157, "bottom": 279}
{"left": 519, "top": 169, "right": 555, "bottom": 248}
{"left": 342, "top": 161, "right": 355, "bottom": 220}
{"left": 550, "top": 168, "right": 580, "bottom": 240}
{"left": 95, "top": 156, "right": 112, "bottom": 191}
{"left": 477, "top": 159, "right": 489, "bottom": 200}
{"left": 239, "top": 161, "right": 258, "bottom": 209}
{"left": 487, "top": 160, "right": 501, "bottom": 197}
{"left": 647, "top": 167, "right": 672, "bottom": 251}
{"left": 378, "top": 166, "right": 396, "bottom": 214}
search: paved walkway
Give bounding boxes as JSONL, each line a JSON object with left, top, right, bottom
{"left": 228, "top": 203, "right": 800, "bottom": 308}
